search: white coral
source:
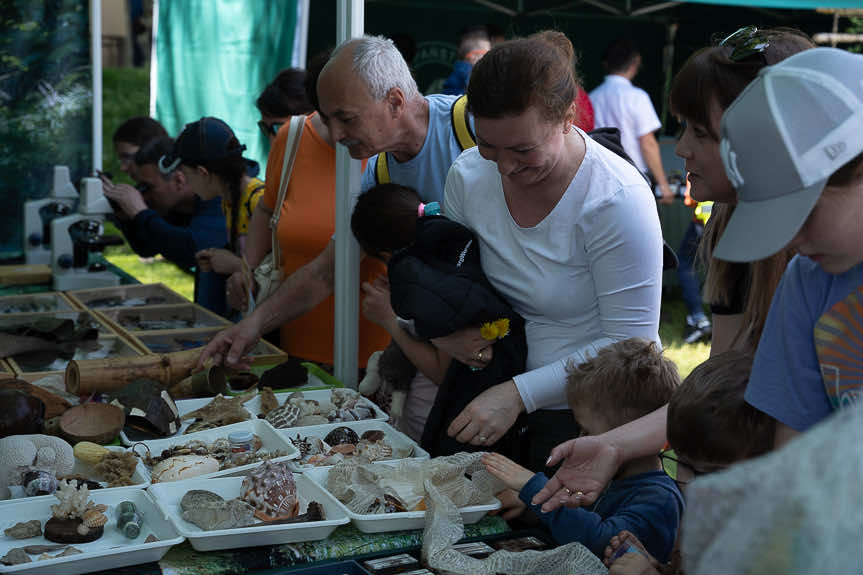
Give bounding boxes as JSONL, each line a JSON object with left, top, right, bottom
{"left": 50, "top": 479, "right": 91, "bottom": 519}
{"left": 0, "top": 435, "right": 73, "bottom": 501}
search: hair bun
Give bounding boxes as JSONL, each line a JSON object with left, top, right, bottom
{"left": 531, "top": 30, "right": 575, "bottom": 67}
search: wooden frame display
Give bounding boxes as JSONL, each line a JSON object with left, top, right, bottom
{"left": 65, "top": 282, "right": 189, "bottom": 309}
{"left": 94, "top": 303, "right": 232, "bottom": 335}
{"left": 0, "top": 291, "right": 81, "bottom": 314}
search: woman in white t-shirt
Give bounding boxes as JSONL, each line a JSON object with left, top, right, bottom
{"left": 433, "top": 30, "right": 664, "bottom": 472}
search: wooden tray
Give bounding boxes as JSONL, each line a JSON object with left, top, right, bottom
{"left": 65, "top": 283, "right": 188, "bottom": 309}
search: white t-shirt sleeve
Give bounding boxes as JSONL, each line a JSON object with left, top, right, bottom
{"left": 443, "top": 159, "right": 468, "bottom": 225}
{"left": 513, "top": 184, "right": 663, "bottom": 412}
{"left": 632, "top": 90, "right": 662, "bottom": 138}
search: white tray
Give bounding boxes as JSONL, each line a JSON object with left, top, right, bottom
{"left": 283, "top": 420, "right": 429, "bottom": 472}
{"left": 147, "top": 475, "right": 350, "bottom": 551}
{"left": 302, "top": 465, "right": 501, "bottom": 534}
{"left": 0, "top": 447, "right": 149, "bottom": 506}
{"left": 120, "top": 389, "right": 387, "bottom": 446}
{"left": 244, "top": 389, "right": 388, "bottom": 427}
{"left": 131, "top": 419, "right": 298, "bottom": 482}
{"left": 0, "top": 489, "right": 182, "bottom": 575}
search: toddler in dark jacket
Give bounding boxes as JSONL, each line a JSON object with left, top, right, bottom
{"left": 352, "top": 183, "right": 529, "bottom": 463}
{"left": 483, "top": 338, "right": 683, "bottom": 562}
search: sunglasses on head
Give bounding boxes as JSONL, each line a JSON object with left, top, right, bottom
{"left": 258, "top": 120, "right": 285, "bottom": 138}
{"left": 719, "top": 26, "right": 770, "bottom": 63}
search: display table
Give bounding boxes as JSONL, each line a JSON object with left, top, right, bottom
{"left": 90, "top": 517, "right": 508, "bottom": 575}
{"left": 0, "top": 256, "right": 139, "bottom": 297}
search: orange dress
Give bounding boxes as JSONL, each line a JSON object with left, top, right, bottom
{"left": 263, "top": 114, "right": 389, "bottom": 367}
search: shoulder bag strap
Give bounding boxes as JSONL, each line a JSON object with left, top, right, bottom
{"left": 268, "top": 114, "right": 306, "bottom": 272}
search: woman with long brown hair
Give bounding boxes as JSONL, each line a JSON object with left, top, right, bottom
{"left": 529, "top": 27, "right": 815, "bottom": 513}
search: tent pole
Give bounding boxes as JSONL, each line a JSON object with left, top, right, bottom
{"left": 659, "top": 21, "right": 677, "bottom": 130}
{"left": 333, "top": 0, "right": 364, "bottom": 389}
{"left": 91, "top": 0, "right": 102, "bottom": 172}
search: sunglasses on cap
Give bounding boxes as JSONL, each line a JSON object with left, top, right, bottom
{"left": 258, "top": 120, "right": 284, "bottom": 138}
{"left": 719, "top": 26, "right": 770, "bottom": 63}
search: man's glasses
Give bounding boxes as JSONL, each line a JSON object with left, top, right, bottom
{"left": 258, "top": 120, "right": 284, "bottom": 138}
{"left": 719, "top": 26, "right": 770, "bottom": 62}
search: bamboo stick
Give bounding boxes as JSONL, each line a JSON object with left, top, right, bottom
{"left": 65, "top": 348, "right": 202, "bottom": 394}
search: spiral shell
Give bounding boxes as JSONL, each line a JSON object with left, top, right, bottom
{"left": 324, "top": 426, "right": 359, "bottom": 446}
{"left": 265, "top": 403, "right": 301, "bottom": 429}
{"left": 241, "top": 460, "right": 297, "bottom": 521}
{"left": 82, "top": 508, "right": 108, "bottom": 528}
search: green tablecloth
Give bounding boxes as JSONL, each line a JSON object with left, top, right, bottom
{"left": 97, "top": 516, "right": 508, "bottom": 575}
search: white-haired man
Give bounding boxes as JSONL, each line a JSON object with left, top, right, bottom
{"left": 199, "top": 36, "right": 477, "bottom": 370}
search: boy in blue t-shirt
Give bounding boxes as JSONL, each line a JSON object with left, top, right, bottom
{"left": 482, "top": 338, "right": 683, "bottom": 562}
{"left": 710, "top": 48, "right": 863, "bottom": 448}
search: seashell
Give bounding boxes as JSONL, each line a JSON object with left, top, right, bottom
{"left": 151, "top": 454, "right": 220, "bottom": 483}
{"left": 360, "top": 430, "right": 385, "bottom": 443}
{"left": 296, "top": 414, "right": 329, "bottom": 427}
{"left": 37, "top": 553, "right": 54, "bottom": 561}
{"left": 330, "top": 388, "right": 361, "bottom": 409}
{"left": 4, "top": 520, "right": 42, "bottom": 539}
{"left": 22, "top": 469, "right": 57, "bottom": 497}
{"left": 265, "top": 403, "right": 300, "bottom": 429}
{"left": 82, "top": 508, "right": 108, "bottom": 528}
{"left": 329, "top": 405, "right": 375, "bottom": 422}
{"left": 1, "top": 548, "right": 31, "bottom": 566}
{"left": 356, "top": 441, "right": 393, "bottom": 461}
{"left": 22, "top": 545, "right": 67, "bottom": 554}
{"left": 241, "top": 460, "right": 298, "bottom": 521}
{"left": 324, "top": 426, "right": 359, "bottom": 446}
{"left": 180, "top": 498, "right": 256, "bottom": 531}
{"left": 56, "top": 546, "right": 82, "bottom": 557}
{"left": 259, "top": 386, "right": 278, "bottom": 415}
{"left": 184, "top": 420, "right": 220, "bottom": 434}
{"left": 290, "top": 434, "right": 326, "bottom": 458}
{"left": 180, "top": 490, "right": 225, "bottom": 510}
{"left": 329, "top": 443, "right": 356, "bottom": 455}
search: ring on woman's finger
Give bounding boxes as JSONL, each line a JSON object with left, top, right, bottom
{"left": 475, "top": 350, "right": 484, "bottom": 361}
{"left": 479, "top": 435, "right": 488, "bottom": 442}
{"left": 563, "top": 487, "right": 572, "bottom": 495}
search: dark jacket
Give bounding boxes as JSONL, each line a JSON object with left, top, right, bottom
{"left": 388, "top": 216, "right": 529, "bottom": 463}
{"left": 520, "top": 470, "right": 684, "bottom": 563}
{"left": 116, "top": 196, "right": 227, "bottom": 314}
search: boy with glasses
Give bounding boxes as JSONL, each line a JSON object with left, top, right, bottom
{"left": 482, "top": 338, "right": 683, "bottom": 562}
{"left": 604, "top": 350, "right": 775, "bottom": 574}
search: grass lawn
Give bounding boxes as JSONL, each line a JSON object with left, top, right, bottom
{"left": 100, "top": 67, "right": 710, "bottom": 378}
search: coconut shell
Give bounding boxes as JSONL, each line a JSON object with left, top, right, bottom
{"left": 0, "top": 389, "right": 45, "bottom": 438}
{"left": 43, "top": 517, "right": 103, "bottom": 544}
{"left": 59, "top": 403, "right": 125, "bottom": 445}
{"left": 0, "top": 379, "right": 71, "bottom": 419}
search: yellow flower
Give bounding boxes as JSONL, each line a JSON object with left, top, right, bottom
{"left": 480, "top": 318, "right": 510, "bottom": 341}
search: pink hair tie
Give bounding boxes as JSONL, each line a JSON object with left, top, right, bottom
{"left": 418, "top": 203, "right": 426, "bottom": 217}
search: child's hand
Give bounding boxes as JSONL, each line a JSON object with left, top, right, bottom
{"left": 604, "top": 531, "right": 661, "bottom": 571}
{"left": 608, "top": 550, "right": 660, "bottom": 575}
{"left": 491, "top": 488, "right": 527, "bottom": 520}
{"left": 361, "top": 275, "right": 397, "bottom": 331}
{"left": 482, "top": 452, "right": 534, "bottom": 491}
{"left": 196, "top": 248, "right": 242, "bottom": 275}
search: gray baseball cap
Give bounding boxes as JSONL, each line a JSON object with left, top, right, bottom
{"left": 713, "top": 48, "right": 863, "bottom": 262}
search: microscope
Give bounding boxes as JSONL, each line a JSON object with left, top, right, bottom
{"left": 23, "top": 166, "right": 79, "bottom": 265}
{"left": 51, "top": 177, "right": 124, "bottom": 291}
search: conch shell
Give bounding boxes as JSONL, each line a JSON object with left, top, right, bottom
{"left": 241, "top": 460, "right": 298, "bottom": 521}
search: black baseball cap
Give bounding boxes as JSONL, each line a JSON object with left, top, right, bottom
{"left": 159, "top": 117, "right": 246, "bottom": 174}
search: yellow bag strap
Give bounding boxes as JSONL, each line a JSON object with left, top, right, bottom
{"left": 374, "top": 150, "right": 390, "bottom": 185}
{"left": 375, "top": 95, "right": 475, "bottom": 186}
{"left": 451, "top": 94, "right": 475, "bottom": 151}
